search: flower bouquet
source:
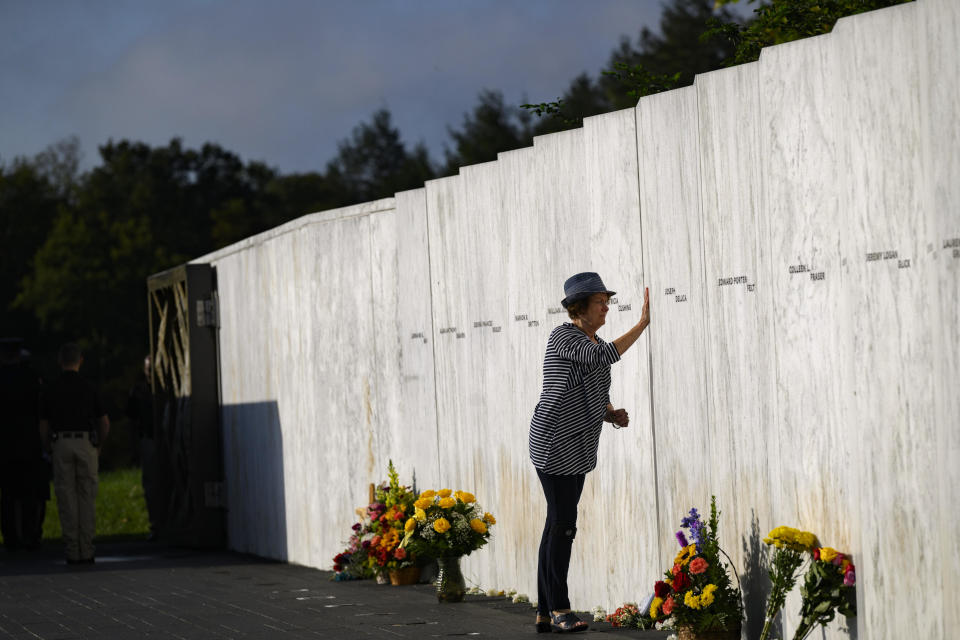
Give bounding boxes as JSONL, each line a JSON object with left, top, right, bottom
{"left": 400, "top": 487, "right": 496, "bottom": 601}
{"left": 791, "top": 547, "right": 856, "bottom": 640}
{"left": 759, "top": 526, "right": 820, "bottom": 640}
{"left": 605, "top": 603, "right": 655, "bottom": 629}
{"left": 648, "top": 497, "right": 743, "bottom": 640}
{"left": 330, "top": 461, "right": 421, "bottom": 583}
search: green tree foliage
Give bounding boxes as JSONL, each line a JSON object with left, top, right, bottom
{"left": 326, "top": 109, "right": 435, "bottom": 201}
{"left": 0, "top": 140, "right": 77, "bottom": 350}
{"left": 443, "top": 90, "right": 534, "bottom": 173}
{"left": 601, "top": 0, "right": 739, "bottom": 106}
{"left": 708, "top": 0, "right": 914, "bottom": 66}
{"left": 523, "top": 0, "right": 739, "bottom": 130}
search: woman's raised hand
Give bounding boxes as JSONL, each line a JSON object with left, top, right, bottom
{"left": 612, "top": 286, "right": 651, "bottom": 356}
{"left": 640, "top": 287, "right": 650, "bottom": 329}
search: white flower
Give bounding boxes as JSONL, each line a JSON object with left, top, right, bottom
{"left": 591, "top": 606, "right": 607, "bottom": 622}
{"left": 512, "top": 593, "right": 529, "bottom": 603}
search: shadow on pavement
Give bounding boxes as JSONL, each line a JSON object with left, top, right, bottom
{"left": 0, "top": 539, "right": 276, "bottom": 577}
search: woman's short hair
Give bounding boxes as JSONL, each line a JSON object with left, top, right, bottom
{"left": 566, "top": 297, "right": 591, "bottom": 320}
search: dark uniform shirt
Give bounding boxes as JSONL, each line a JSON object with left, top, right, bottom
{"left": 0, "top": 362, "right": 42, "bottom": 462}
{"left": 39, "top": 371, "right": 105, "bottom": 433}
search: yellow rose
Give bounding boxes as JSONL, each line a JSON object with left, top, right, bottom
{"left": 438, "top": 488, "right": 452, "bottom": 498}
{"left": 419, "top": 489, "right": 436, "bottom": 500}
{"left": 414, "top": 497, "right": 433, "bottom": 510}
{"left": 414, "top": 507, "right": 426, "bottom": 521}
{"left": 483, "top": 512, "right": 496, "bottom": 525}
{"left": 455, "top": 491, "right": 476, "bottom": 503}
{"left": 469, "top": 518, "right": 487, "bottom": 534}
{"left": 438, "top": 497, "right": 456, "bottom": 509}
{"left": 433, "top": 517, "right": 451, "bottom": 533}
{"left": 405, "top": 517, "right": 416, "bottom": 533}
{"left": 649, "top": 596, "right": 663, "bottom": 619}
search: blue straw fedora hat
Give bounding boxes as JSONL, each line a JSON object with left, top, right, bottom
{"left": 560, "top": 272, "right": 616, "bottom": 308}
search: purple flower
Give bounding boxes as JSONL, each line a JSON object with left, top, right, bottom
{"left": 361, "top": 540, "right": 371, "bottom": 549}
{"left": 680, "top": 508, "right": 700, "bottom": 529}
{"left": 680, "top": 508, "right": 705, "bottom": 553}
{"left": 352, "top": 522, "right": 362, "bottom": 532}
{"left": 675, "top": 530, "right": 689, "bottom": 548}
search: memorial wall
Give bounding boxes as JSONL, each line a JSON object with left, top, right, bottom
{"left": 193, "top": 1, "right": 956, "bottom": 637}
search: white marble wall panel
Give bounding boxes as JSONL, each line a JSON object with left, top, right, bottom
{"left": 578, "top": 109, "right": 658, "bottom": 609}
{"left": 635, "top": 86, "right": 713, "bottom": 569}
{"left": 425, "top": 160, "right": 514, "bottom": 592}
{"left": 695, "top": 62, "right": 777, "bottom": 637}
{"left": 759, "top": 29, "right": 857, "bottom": 640}
{"left": 919, "top": 0, "right": 960, "bottom": 632}
{"left": 495, "top": 145, "right": 562, "bottom": 602}
{"left": 367, "top": 191, "right": 440, "bottom": 492}
{"left": 216, "top": 247, "right": 289, "bottom": 560}
{"left": 834, "top": 6, "right": 940, "bottom": 638}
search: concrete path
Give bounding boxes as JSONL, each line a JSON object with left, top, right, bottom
{"left": 0, "top": 542, "right": 671, "bottom": 639}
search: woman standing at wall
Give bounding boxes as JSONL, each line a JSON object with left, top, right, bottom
{"left": 529, "top": 272, "right": 650, "bottom": 633}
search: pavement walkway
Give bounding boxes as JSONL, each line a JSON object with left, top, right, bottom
{"left": 0, "top": 542, "right": 671, "bottom": 640}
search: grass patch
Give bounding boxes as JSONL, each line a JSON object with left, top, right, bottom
{"left": 42, "top": 467, "right": 150, "bottom": 541}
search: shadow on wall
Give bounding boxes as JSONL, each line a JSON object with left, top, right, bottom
{"left": 222, "top": 401, "right": 287, "bottom": 561}
{"left": 741, "top": 511, "right": 775, "bottom": 640}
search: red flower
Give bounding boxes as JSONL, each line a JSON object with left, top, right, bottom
{"left": 662, "top": 596, "right": 676, "bottom": 615}
{"left": 672, "top": 571, "right": 691, "bottom": 592}
{"left": 689, "top": 557, "right": 709, "bottom": 575}
{"left": 394, "top": 547, "right": 407, "bottom": 560}
{"left": 813, "top": 548, "right": 821, "bottom": 561}
{"left": 672, "top": 563, "right": 684, "bottom": 577}
{"left": 654, "top": 580, "right": 671, "bottom": 598}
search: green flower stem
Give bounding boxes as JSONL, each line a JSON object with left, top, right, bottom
{"left": 759, "top": 548, "right": 805, "bottom": 640}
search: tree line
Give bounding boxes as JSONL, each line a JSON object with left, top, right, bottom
{"left": 0, "top": 0, "right": 909, "bottom": 469}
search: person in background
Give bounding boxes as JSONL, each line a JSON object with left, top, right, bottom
{"left": 0, "top": 337, "right": 48, "bottom": 551}
{"left": 126, "top": 354, "right": 160, "bottom": 540}
{"left": 39, "top": 343, "right": 109, "bottom": 565}
{"left": 529, "top": 273, "right": 650, "bottom": 633}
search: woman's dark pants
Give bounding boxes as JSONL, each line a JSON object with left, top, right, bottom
{"left": 536, "top": 469, "right": 586, "bottom": 616}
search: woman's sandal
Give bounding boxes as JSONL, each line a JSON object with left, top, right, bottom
{"left": 550, "top": 611, "right": 588, "bottom": 633}
{"left": 535, "top": 615, "right": 552, "bottom": 633}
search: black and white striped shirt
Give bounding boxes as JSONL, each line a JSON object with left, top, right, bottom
{"left": 529, "top": 323, "right": 621, "bottom": 475}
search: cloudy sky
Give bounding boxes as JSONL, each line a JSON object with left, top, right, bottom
{"left": 1, "top": 1, "right": 733, "bottom": 174}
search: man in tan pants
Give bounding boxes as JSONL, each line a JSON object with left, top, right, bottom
{"left": 39, "top": 343, "right": 109, "bottom": 564}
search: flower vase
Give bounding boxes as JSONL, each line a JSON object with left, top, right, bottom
{"left": 389, "top": 565, "right": 421, "bottom": 586}
{"left": 435, "top": 556, "right": 466, "bottom": 602}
